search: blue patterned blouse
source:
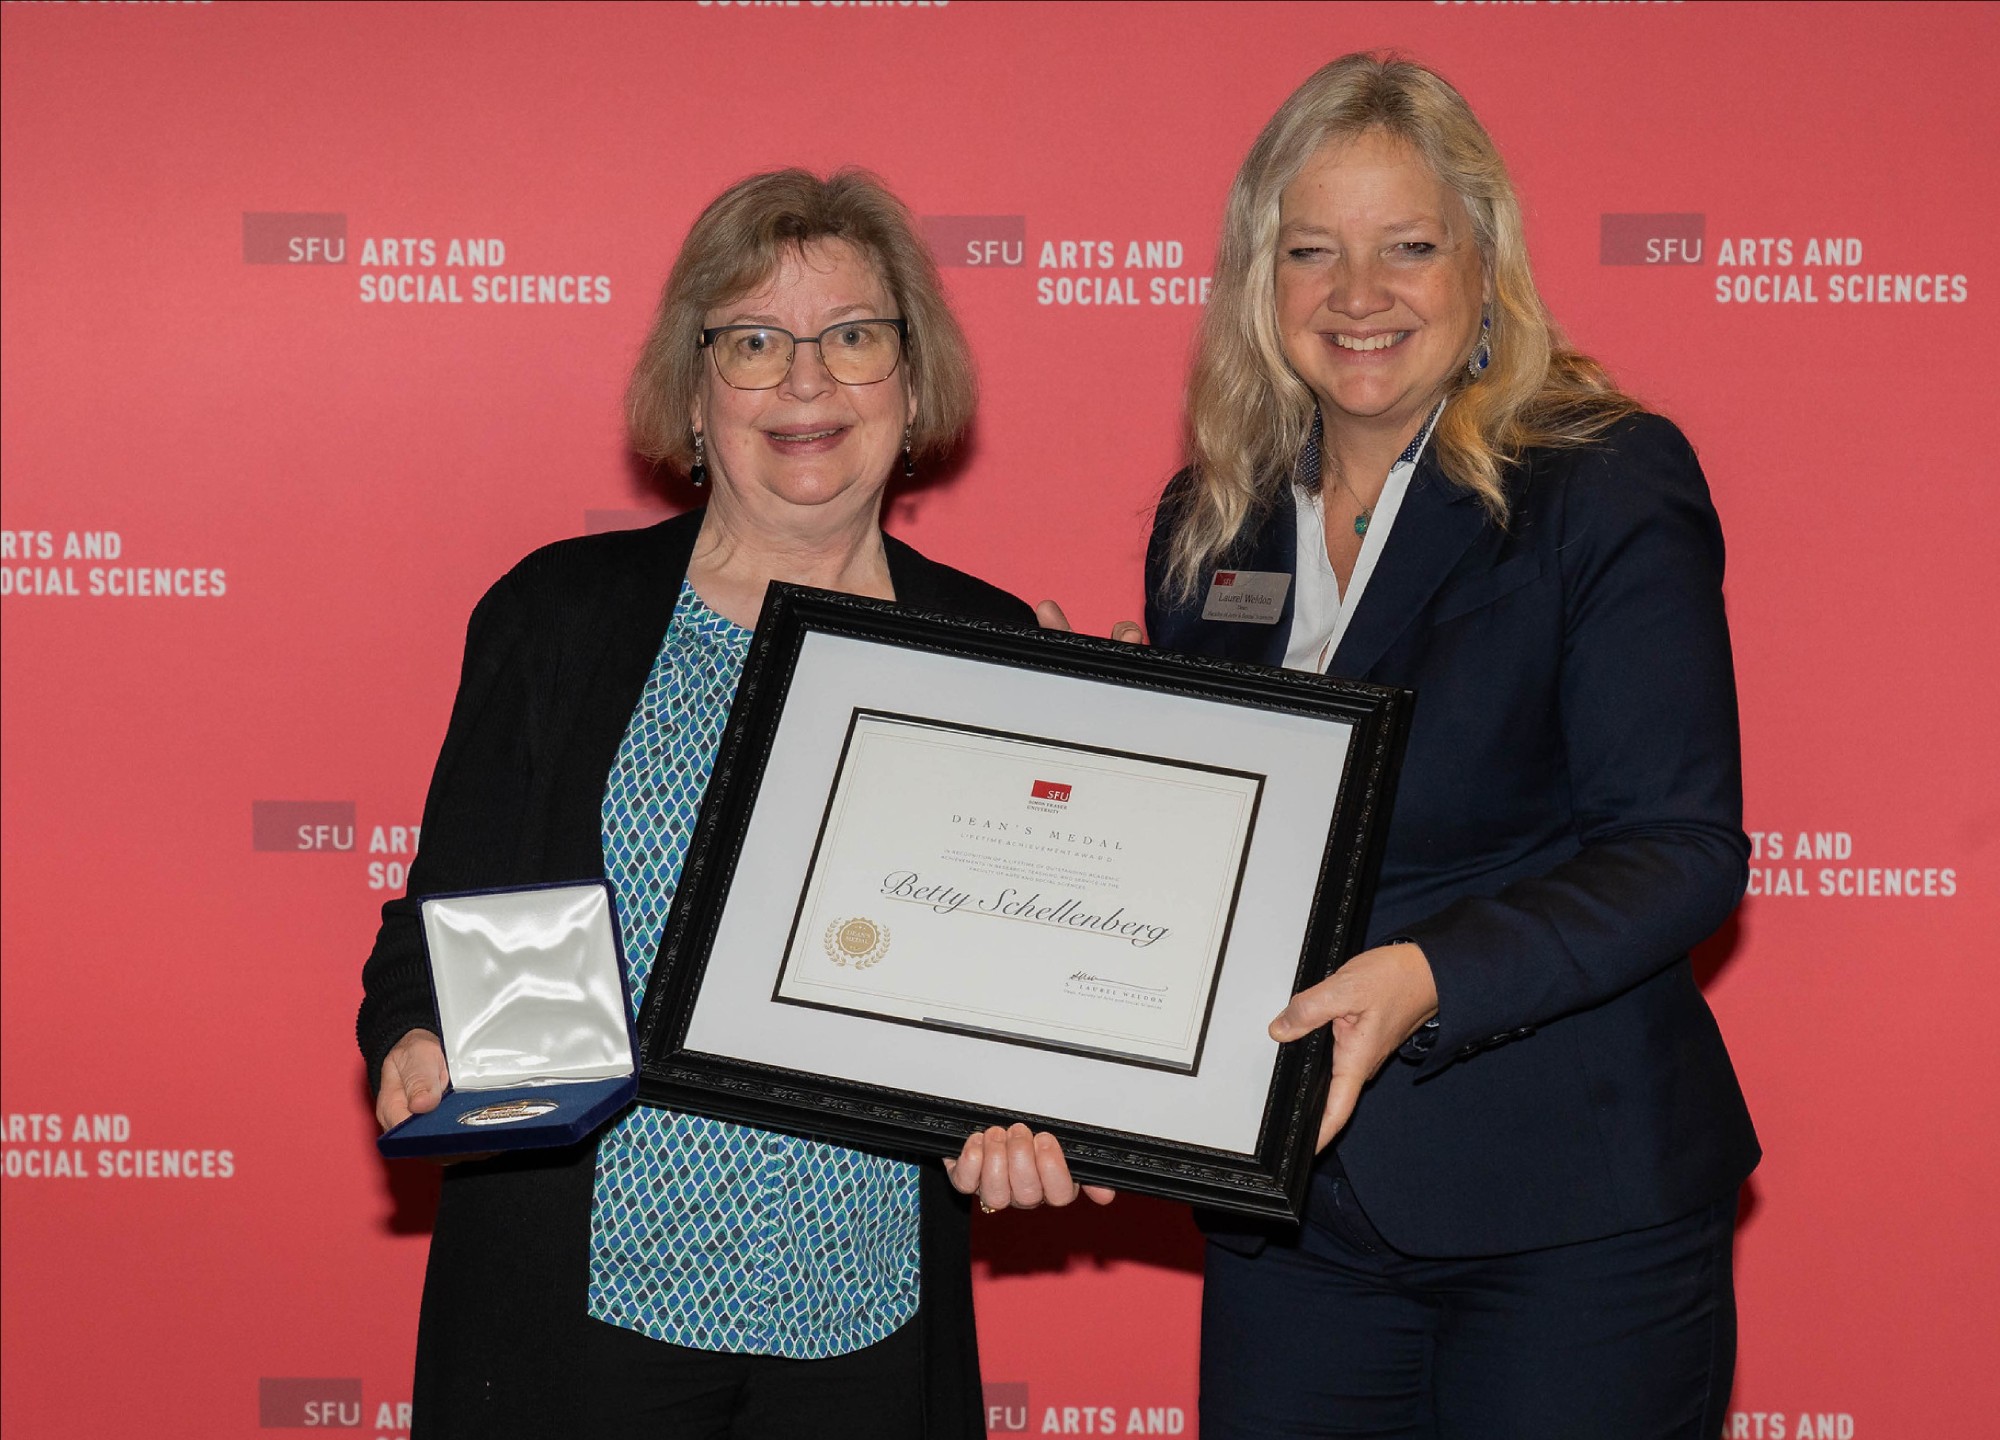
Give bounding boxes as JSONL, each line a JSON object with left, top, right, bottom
{"left": 587, "top": 581, "right": 921, "bottom": 1356}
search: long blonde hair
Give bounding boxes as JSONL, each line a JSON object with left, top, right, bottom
{"left": 1166, "top": 53, "right": 1639, "bottom": 598}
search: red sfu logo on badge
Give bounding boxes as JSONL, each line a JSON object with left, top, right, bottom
{"left": 1031, "top": 780, "right": 1071, "bottom": 803}
{"left": 1213, "top": 570, "right": 1236, "bottom": 586}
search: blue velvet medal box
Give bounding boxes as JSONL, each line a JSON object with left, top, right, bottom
{"left": 377, "top": 881, "right": 639, "bottom": 1158}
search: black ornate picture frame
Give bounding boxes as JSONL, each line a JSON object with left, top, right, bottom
{"left": 635, "top": 583, "right": 1409, "bottom": 1220}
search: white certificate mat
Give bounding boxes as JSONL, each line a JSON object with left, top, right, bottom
{"left": 681, "top": 631, "right": 1352, "bottom": 1156}
{"left": 773, "top": 712, "right": 1262, "bottom": 1073}
{"left": 642, "top": 584, "right": 1412, "bottom": 1217}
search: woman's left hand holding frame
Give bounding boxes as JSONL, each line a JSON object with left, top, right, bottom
{"left": 942, "top": 598, "right": 1130, "bottom": 1212}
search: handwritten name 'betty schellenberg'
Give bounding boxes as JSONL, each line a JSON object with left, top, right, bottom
{"left": 877, "top": 871, "right": 1170, "bottom": 949}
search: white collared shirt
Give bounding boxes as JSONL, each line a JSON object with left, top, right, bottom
{"left": 1284, "top": 402, "right": 1444, "bottom": 674}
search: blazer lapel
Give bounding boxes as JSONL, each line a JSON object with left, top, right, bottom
{"left": 1203, "top": 493, "right": 1297, "bottom": 669}
{"left": 1329, "top": 454, "right": 1489, "bottom": 681}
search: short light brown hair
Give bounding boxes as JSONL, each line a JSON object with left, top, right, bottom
{"left": 628, "top": 167, "right": 976, "bottom": 473}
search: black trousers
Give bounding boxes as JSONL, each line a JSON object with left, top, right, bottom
{"left": 573, "top": 1310, "right": 924, "bottom": 1440}
{"left": 1201, "top": 1176, "right": 1738, "bottom": 1439}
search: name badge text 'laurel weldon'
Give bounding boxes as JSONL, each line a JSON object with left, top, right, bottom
{"left": 774, "top": 712, "right": 1262, "bottom": 1073}
{"left": 1201, "top": 570, "right": 1290, "bottom": 624}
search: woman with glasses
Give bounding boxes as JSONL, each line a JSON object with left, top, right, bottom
{"left": 1143, "top": 56, "right": 1758, "bottom": 1436}
{"left": 358, "top": 168, "right": 1103, "bottom": 1440}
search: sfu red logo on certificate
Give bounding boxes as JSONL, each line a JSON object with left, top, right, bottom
{"left": 1031, "top": 780, "right": 1071, "bottom": 803}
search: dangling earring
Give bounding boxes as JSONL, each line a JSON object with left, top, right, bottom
{"left": 689, "top": 430, "right": 707, "bottom": 487}
{"left": 1468, "top": 308, "right": 1492, "bottom": 379}
{"left": 902, "top": 424, "right": 915, "bottom": 479}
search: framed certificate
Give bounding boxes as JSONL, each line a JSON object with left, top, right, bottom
{"left": 635, "top": 585, "right": 1409, "bottom": 1219}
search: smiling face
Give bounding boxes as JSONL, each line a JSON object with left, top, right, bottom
{"left": 1275, "top": 129, "right": 1489, "bottom": 448}
{"left": 693, "top": 238, "right": 914, "bottom": 525}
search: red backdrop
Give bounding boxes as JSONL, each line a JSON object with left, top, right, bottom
{"left": 4, "top": 3, "right": 1996, "bottom": 1437}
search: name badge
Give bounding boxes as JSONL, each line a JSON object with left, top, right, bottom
{"left": 1200, "top": 570, "right": 1290, "bottom": 624}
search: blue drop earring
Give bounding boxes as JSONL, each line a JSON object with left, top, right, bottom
{"left": 1468, "top": 308, "right": 1492, "bottom": 378}
{"left": 689, "top": 430, "right": 707, "bottom": 486}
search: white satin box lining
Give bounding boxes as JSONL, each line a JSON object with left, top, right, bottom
{"left": 421, "top": 882, "right": 634, "bottom": 1091}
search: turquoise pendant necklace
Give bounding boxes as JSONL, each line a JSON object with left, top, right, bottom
{"left": 1330, "top": 469, "right": 1373, "bottom": 537}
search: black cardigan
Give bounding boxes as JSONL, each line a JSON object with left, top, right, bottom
{"left": 359, "top": 510, "right": 1032, "bottom": 1439}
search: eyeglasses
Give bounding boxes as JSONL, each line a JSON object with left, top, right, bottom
{"left": 698, "top": 318, "right": 907, "bottom": 390}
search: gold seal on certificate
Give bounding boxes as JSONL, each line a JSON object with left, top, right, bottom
{"left": 824, "top": 917, "right": 891, "bottom": 968}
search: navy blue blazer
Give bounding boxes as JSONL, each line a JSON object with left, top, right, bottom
{"left": 1146, "top": 413, "right": 1759, "bottom": 1256}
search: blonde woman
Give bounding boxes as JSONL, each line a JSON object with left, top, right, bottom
{"left": 1144, "top": 56, "right": 1757, "bottom": 1436}
{"left": 361, "top": 169, "right": 1096, "bottom": 1440}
